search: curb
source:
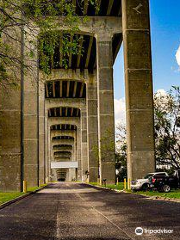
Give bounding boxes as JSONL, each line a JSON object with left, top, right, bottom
{"left": 0, "top": 185, "right": 48, "bottom": 210}
{"left": 86, "top": 183, "right": 124, "bottom": 193}
{"left": 86, "top": 183, "right": 180, "bottom": 203}
{"left": 141, "top": 194, "right": 180, "bottom": 203}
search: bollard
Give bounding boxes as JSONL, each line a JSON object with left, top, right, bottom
{"left": 116, "top": 177, "right": 119, "bottom": 185}
{"left": 102, "top": 179, "right": 107, "bottom": 187}
{"left": 128, "top": 178, "right": 131, "bottom": 190}
{"left": 124, "top": 178, "right": 127, "bottom": 190}
{"left": 39, "top": 180, "right": 41, "bottom": 187}
{"left": 23, "top": 181, "right": 27, "bottom": 193}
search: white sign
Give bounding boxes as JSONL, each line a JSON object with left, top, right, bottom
{"left": 51, "top": 161, "right": 78, "bottom": 169}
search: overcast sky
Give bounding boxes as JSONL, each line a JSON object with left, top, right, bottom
{"left": 113, "top": 0, "right": 180, "bottom": 125}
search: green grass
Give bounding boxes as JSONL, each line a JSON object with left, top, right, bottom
{"left": 0, "top": 184, "right": 47, "bottom": 206}
{"left": 89, "top": 182, "right": 180, "bottom": 199}
{"left": 0, "top": 192, "right": 25, "bottom": 205}
{"left": 89, "top": 182, "right": 124, "bottom": 191}
{"left": 135, "top": 189, "right": 180, "bottom": 199}
{"left": 27, "top": 184, "right": 47, "bottom": 192}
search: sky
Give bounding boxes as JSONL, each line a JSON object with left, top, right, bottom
{"left": 114, "top": 0, "right": 180, "bottom": 125}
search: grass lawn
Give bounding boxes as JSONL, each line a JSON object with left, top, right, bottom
{"left": 0, "top": 184, "right": 47, "bottom": 206}
{"left": 27, "top": 184, "right": 47, "bottom": 192}
{"left": 135, "top": 189, "right": 180, "bottom": 199}
{"left": 89, "top": 182, "right": 124, "bottom": 191}
{"left": 89, "top": 182, "right": 180, "bottom": 199}
{"left": 0, "top": 192, "right": 25, "bottom": 205}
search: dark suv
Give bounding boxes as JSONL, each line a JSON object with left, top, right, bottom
{"left": 149, "top": 170, "right": 180, "bottom": 192}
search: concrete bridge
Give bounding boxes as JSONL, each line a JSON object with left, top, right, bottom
{"left": 0, "top": 0, "right": 155, "bottom": 191}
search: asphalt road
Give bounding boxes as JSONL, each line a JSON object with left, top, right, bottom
{"left": 0, "top": 182, "right": 179, "bottom": 240}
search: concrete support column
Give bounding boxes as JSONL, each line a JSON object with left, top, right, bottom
{"left": 122, "top": 0, "right": 155, "bottom": 180}
{"left": 68, "top": 168, "right": 76, "bottom": 181}
{"left": 81, "top": 107, "right": 88, "bottom": 182}
{"left": 46, "top": 117, "right": 51, "bottom": 182}
{"left": 74, "top": 137, "right": 77, "bottom": 163}
{"left": 45, "top": 111, "right": 48, "bottom": 182}
{"left": 39, "top": 80, "right": 45, "bottom": 185}
{"left": 77, "top": 128, "right": 82, "bottom": 181}
{"left": 96, "top": 35, "right": 115, "bottom": 184}
{"left": 51, "top": 169, "right": 57, "bottom": 182}
{"left": 23, "top": 34, "right": 39, "bottom": 188}
{"left": 0, "top": 75, "right": 22, "bottom": 192}
{"left": 71, "top": 144, "right": 75, "bottom": 161}
{"left": 87, "top": 75, "right": 99, "bottom": 182}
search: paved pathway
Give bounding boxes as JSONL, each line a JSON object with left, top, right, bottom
{"left": 0, "top": 182, "right": 179, "bottom": 240}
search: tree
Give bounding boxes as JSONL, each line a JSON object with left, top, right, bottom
{"left": 0, "top": 0, "right": 99, "bottom": 86}
{"left": 115, "top": 123, "right": 127, "bottom": 180}
{"left": 154, "top": 86, "right": 180, "bottom": 169}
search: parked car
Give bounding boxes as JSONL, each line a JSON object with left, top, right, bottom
{"left": 149, "top": 169, "right": 180, "bottom": 193}
{"left": 131, "top": 172, "right": 169, "bottom": 191}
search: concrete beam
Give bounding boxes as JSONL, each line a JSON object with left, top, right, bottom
{"left": 40, "top": 69, "right": 89, "bottom": 83}
{"left": 85, "top": 36, "right": 93, "bottom": 68}
{"left": 52, "top": 139, "right": 74, "bottom": 146}
{"left": 51, "top": 130, "right": 76, "bottom": 139}
{"left": 73, "top": 81, "right": 78, "bottom": 97}
{"left": 68, "top": 34, "right": 73, "bottom": 68}
{"left": 48, "top": 117, "right": 80, "bottom": 128}
{"left": 53, "top": 145, "right": 73, "bottom": 151}
{"left": 54, "top": 153, "right": 71, "bottom": 158}
{"left": 77, "top": 36, "right": 84, "bottom": 68}
{"left": 53, "top": 149, "right": 72, "bottom": 155}
{"left": 55, "top": 16, "right": 122, "bottom": 36}
{"left": 54, "top": 158, "right": 71, "bottom": 161}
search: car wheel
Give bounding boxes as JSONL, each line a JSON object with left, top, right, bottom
{"left": 162, "top": 185, "right": 171, "bottom": 193}
{"left": 142, "top": 184, "right": 148, "bottom": 191}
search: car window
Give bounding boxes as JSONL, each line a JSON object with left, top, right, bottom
{"left": 144, "top": 174, "right": 154, "bottom": 179}
{"left": 154, "top": 173, "right": 166, "bottom": 177}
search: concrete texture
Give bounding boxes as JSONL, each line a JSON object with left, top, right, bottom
{"left": 96, "top": 35, "right": 115, "bottom": 184}
{"left": 87, "top": 75, "right": 99, "bottom": 182}
{"left": 23, "top": 32, "right": 39, "bottom": 188}
{"left": 0, "top": 29, "right": 22, "bottom": 192}
{"left": 39, "top": 80, "right": 45, "bottom": 185}
{"left": 0, "top": 183, "right": 179, "bottom": 240}
{"left": 122, "top": 0, "right": 155, "bottom": 180}
{"left": 81, "top": 108, "right": 88, "bottom": 182}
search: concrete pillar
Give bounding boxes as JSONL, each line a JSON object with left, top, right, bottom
{"left": 96, "top": 35, "right": 115, "bottom": 184}
{"left": 77, "top": 128, "right": 82, "bottom": 181}
{"left": 0, "top": 26, "right": 25, "bottom": 191}
{"left": 71, "top": 144, "right": 75, "bottom": 161}
{"left": 51, "top": 169, "right": 57, "bottom": 182}
{"left": 81, "top": 107, "right": 88, "bottom": 182}
{"left": 39, "top": 80, "right": 45, "bottom": 185}
{"left": 45, "top": 110, "right": 48, "bottom": 182}
{"left": 0, "top": 76, "right": 22, "bottom": 192}
{"left": 74, "top": 136, "right": 77, "bottom": 163}
{"left": 87, "top": 75, "right": 99, "bottom": 182}
{"left": 47, "top": 121, "right": 51, "bottom": 182}
{"left": 23, "top": 33, "right": 39, "bottom": 188}
{"left": 68, "top": 168, "right": 76, "bottom": 181}
{"left": 122, "top": 0, "right": 155, "bottom": 180}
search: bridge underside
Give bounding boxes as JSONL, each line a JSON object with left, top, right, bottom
{"left": 0, "top": 0, "right": 155, "bottom": 191}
